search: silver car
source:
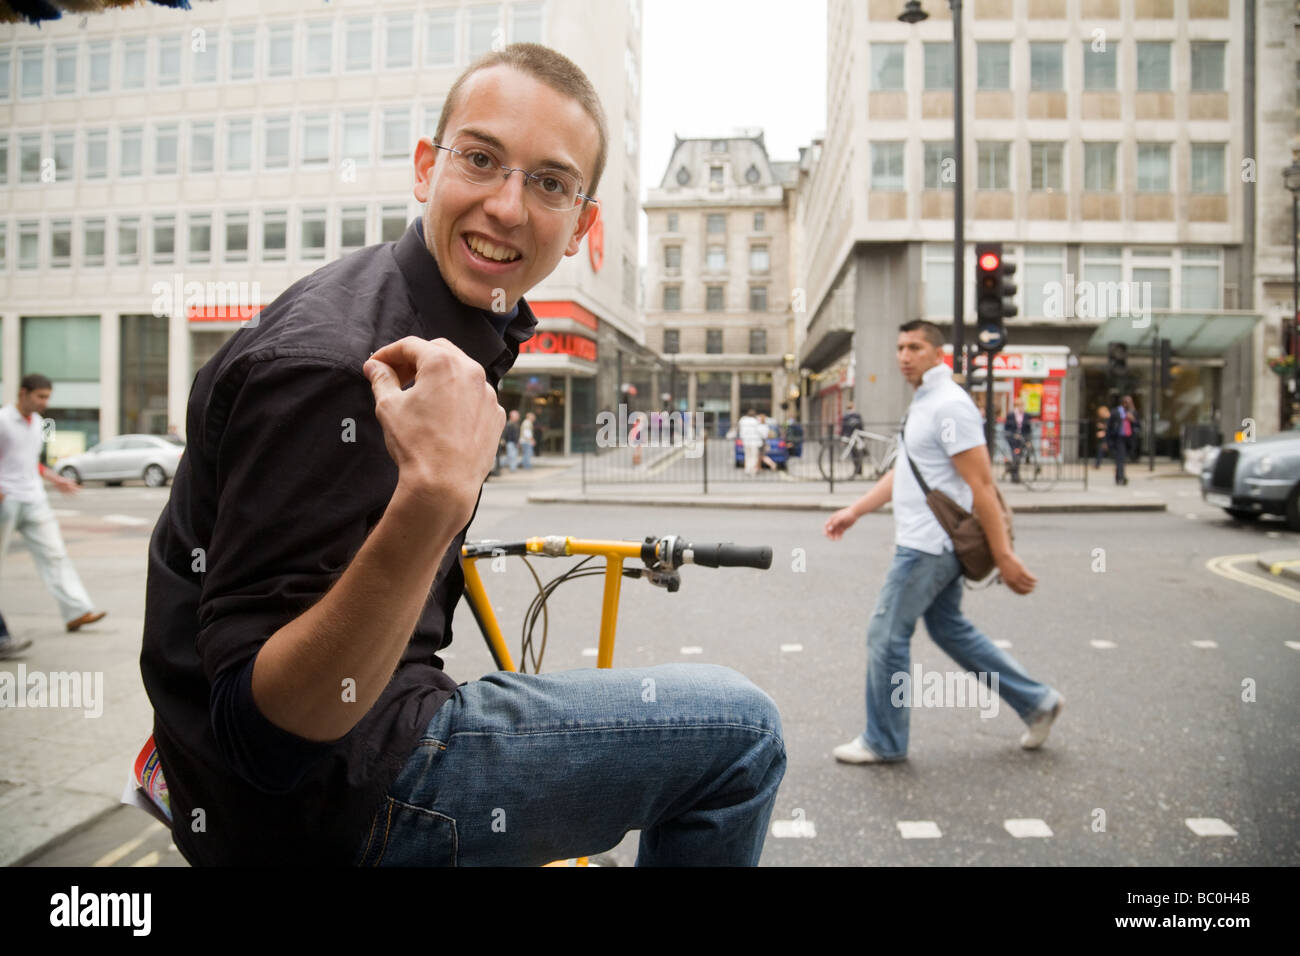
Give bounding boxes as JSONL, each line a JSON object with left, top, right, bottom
{"left": 1200, "top": 430, "right": 1300, "bottom": 531}
{"left": 56, "top": 434, "right": 185, "bottom": 488}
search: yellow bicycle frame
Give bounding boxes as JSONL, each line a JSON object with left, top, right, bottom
{"left": 460, "top": 536, "right": 644, "bottom": 672}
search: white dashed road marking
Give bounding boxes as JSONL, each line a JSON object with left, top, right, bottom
{"left": 1286, "top": 642, "right": 1300, "bottom": 651}
{"left": 1090, "top": 640, "right": 1117, "bottom": 649}
{"left": 897, "top": 821, "right": 943, "bottom": 839}
{"left": 680, "top": 646, "right": 703, "bottom": 655}
{"left": 1190, "top": 640, "right": 1218, "bottom": 649}
{"left": 51, "top": 509, "right": 80, "bottom": 518}
{"left": 771, "top": 818, "right": 816, "bottom": 838}
{"left": 780, "top": 644, "right": 803, "bottom": 653}
{"left": 992, "top": 640, "right": 1013, "bottom": 649}
{"left": 130, "top": 850, "right": 161, "bottom": 867}
{"left": 1185, "top": 818, "right": 1237, "bottom": 837}
{"left": 581, "top": 648, "right": 597, "bottom": 657}
{"left": 103, "top": 514, "right": 151, "bottom": 526}
{"left": 1004, "top": 819, "right": 1053, "bottom": 838}
{"left": 93, "top": 822, "right": 165, "bottom": 868}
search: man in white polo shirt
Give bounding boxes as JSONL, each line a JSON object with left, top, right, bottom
{"left": 823, "top": 321, "right": 1062, "bottom": 762}
{"left": 0, "top": 373, "right": 106, "bottom": 658}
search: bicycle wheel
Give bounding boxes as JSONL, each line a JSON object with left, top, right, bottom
{"left": 818, "top": 441, "right": 835, "bottom": 480}
{"left": 1021, "top": 458, "right": 1058, "bottom": 492}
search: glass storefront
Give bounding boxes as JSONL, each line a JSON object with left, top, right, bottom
{"left": 696, "top": 371, "right": 731, "bottom": 436}
{"left": 121, "top": 314, "right": 170, "bottom": 435}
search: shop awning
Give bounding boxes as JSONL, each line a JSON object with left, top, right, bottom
{"left": 1083, "top": 312, "right": 1264, "bottom": 358}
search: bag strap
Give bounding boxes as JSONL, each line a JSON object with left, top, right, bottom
{"left": 896, "top": 416, "right": 933, "bottom": 495}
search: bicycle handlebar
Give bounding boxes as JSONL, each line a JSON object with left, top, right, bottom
{"left": 683, "top": 542, "right": 773, "bottom": 570}
{"left": 463, "top": 536, "right": 773, "bottom": 572}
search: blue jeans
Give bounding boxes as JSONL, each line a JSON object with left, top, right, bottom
{"left": 355, "top": 663, "right": 786, "bottom": 866}
{"left": 861, "top": 546, "right": 1059, "bottom": 760}
{"left": 521, "top": 441, "right": 534, "bottom": 469}
{"left": 505, "top": 441, "right": 519, "bottom": 471}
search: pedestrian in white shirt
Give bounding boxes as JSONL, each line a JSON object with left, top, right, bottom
{"left": 0, "top": 374, "right": 107, "bottom": 658}
{"left": 737, "top": 409, "right": 764, "bottom": 475}
{"left": 823, "top": 322, "right": 1062, "bottom": 762}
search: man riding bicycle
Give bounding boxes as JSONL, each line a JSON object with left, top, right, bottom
{"left": 140, "top": 44, "right": 784, "bottom": 867}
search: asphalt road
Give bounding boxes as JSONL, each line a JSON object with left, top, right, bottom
{"left": 21, "top": 478, "right": 1300, "bottom": 867}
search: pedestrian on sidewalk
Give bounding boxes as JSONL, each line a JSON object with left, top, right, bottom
{"left": 0, "top": 374, "right": 108, "bottom": 639}
{"left": 1004, "top": 395, "right": 1033, "bottom": 483}
{"left": 737, "top": 409, "right": 764, "bottom": 475}
{"left": 1093, "top": 405, "right": 1110, "bottom": 469}
{"left": 840, "top": 402, "right": 865, "bottom": 476}
{"left": 1108, "top": 398, "right": 1130, "bottom": 485}
{"left": 504, "top": 409, "right": 521, "bottom": 471}
{"left": 520, "top": 412, "right": 536, "bottom": 469}
{"left": 823, "top": 321, "right": 1063, "bottom": 764}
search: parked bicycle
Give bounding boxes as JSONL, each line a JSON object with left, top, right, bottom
{"left": 998, "top": 433, "right": 1060, "bottom": 492}
{"left": 818, "top": 428, "right": 898, "bottom": 481}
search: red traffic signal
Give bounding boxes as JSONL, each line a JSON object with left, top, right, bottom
{"left": 978, "top": 251, "right": 1001, "bottom": 272}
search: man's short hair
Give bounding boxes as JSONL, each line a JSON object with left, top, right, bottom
{"left": 898, "top": 320, "right": 945, "bottom": 349}
{"left": 435, "top": 43, "right": 609, "bottom": 200}
{"left": 19, "top": 373, "right": 52, "bottom": 393}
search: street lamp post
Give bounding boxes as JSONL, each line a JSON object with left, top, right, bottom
{"left": 900, "top": 0, "right": 965, "bottom": 389}
{"left": 1284, "top": 156, "right": 1300, "bottom": 429}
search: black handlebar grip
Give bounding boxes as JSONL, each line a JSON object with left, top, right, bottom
{"left": 690, "top": 542, "right": 773, "bottom": 570}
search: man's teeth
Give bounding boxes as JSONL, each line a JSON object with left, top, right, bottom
{"left": 467, "top": 236, "right": 521, "bottom": 262}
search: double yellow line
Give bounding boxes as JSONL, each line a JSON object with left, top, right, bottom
{"left": 1204, "top": 554, "right": 1300, "bottom": 605}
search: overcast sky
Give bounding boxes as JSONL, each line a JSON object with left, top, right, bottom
{"left": 639, "top": 0, "right": 827, "bottom": 198}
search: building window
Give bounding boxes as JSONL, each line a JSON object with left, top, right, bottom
{"left": 385, "top": 14, "right": 414, "bottom": 69}
{"left": 88, "top": 41, "right": 111, "bottom": 92}
{"left": 116, "top": 217, "right": 140, "bottom": 267}
{"left": 0, "top": 223, "right": 6, "bottom": 271}
{"left": 469, "top": 5, "right": 500, "bottom": 58}
{"left": 156, "top": 36, "right": 181, "bottom": 87}
{"left": 340, "top": 206, "right": 367, "bottom": 252}
{"left": 188, "top": 212, "right": 211, "bottom": 264}
{"left": 19, "top": 46, "right": 44, "bottom": 98}
{"left": 662, "top": 286, "right": 681, "bottom": 311}
{"left": 383, "top": 107, "right": 411, "bottom": 160}
{"left": 53, "top": 131, "right": 74, "bottom": 181}
{"left": 18, "top": 133, "right": 41, "bottom": 184}
{"left": 1084, "top": 143, "right": 1117, "bottom": 191}
{"left": 302, "top": 114, "right": 330, "bottom": 166}
{"left": 192, "top": 34, "right": 217, "bottom": 84}
{"left": 423, "top": 103, "right": 443, "bottom": 139}
{"left": 152, "top": 214, "right": 175, "bottom": 266}
{"left": 264, "top": 115, "right": 291, "bottom": 169}
{"left": 749, "top": 245, "right": 770, "bottom": 273}
{"left": 710, "top": 140, "right": 727, "bottom": 153}
{"left": 306, "top": 20, "right": 334, "bottom": 74}
{"left": 83, "top": 219, "right": 106, "bottom": 268}
{"left": 749, "top": 328, "right": 767, "bottom": 354}
{"left": 229, "top": 27, "right": 255, "bottom": 81}
{"left": 706, "top": 329, "right": 723, "bottom": 352}
{"left": 1137, "top": 42, "right": 1171, "bottom": 91}
{"left": 706, "top": 287, "right": 724, "bottom": 312}
{"left": 1136, "top": 143, "right": 1171, "bottom": 192}
{"left": 710, "top": 165, "right": 723, "bottom": 185}
{"left": 663, "top": 329, "right": 679, "bottom": 353}
{"left": 23, "top": 316, "right": 101, "bottom": 382}
{"left": 119, "top": 127, "right": 143, "bottom": 178}
{"left": 224, "top": 212, "right": 248, "bottom": 263}
{"left": 923, "top": 243, "right": 952, "bottom": 319}
{"left": 425, "top": 10, "right": 455, "bottom": 67}
{"left": 154, "top": 123, "right": 178, "bottom": 176}
{"left": 0, "top": 135, "right": 6, "bottom": 186}
{"left": 924, "top": 141, "right": 954, "bottom": 189}
{"left": 19, "top": 221, "right": 40, "bottom": 269}
{"left": 924, "top": 42, "right": 952, "bottom": 90}
{"left": 1132, "top": 266, "right": 1171, "bottom": 309}
{"left": 1029, "top": 142, "right": 1063, "bottom": 191}
{"left": 50, "top": 219, "right": 72, "bottom": 268}
{"left": 381, "top": 204, "right": 407, "bottom": 242}
{"left": 870, "top": 43, "right": 904, "bottom": 90}
{"left": 1081, "top": 246, "right": 1122, "bottom": 287}
{"left": 749, "top": 286, "right": 767, "bottom": 312}
{"left": 301, "top": 208, "right": 327, "bottom": 259}
{"left": 343, "top": 111, "right": 371, "bottom": 165}
{"left": 707, "top": 213, "right": 726, "bottom": 234}
{"left": 346, "top": 17, "right": 373, "bottom": 72}
{"left": 1083, "top": 41, "right": 1117, "bottom": 90}
{"left": 268, "top": 23, "right": 294, "bottom": 77}
{"left": 512, "top": 2, "right": 543, "bottom": 43}
{"left": 1029, "top": 42, "right": 1063, "bottom": 90}
{"left": 225, "top": 118, "right": 252, "bottom": 172}
{"left": 1181, "top": 248, "right": 1221, "bottom": 310}
{"left": 706, "top": 245, "right": 726, "bottom": 271}
{"left": 1191, "top": 42, "right": 1225, "bottom": 91}
{"left": 623, "top": 254, "right": 636, "bottom": 309}
{"left": 666, "top": 213, "right": 679, "bottom": 232}
{"left": 976, "top": 42, "right": 1010, "bottom": 90}
{"left": 753, "top": 212, "right": 765, "bottom": 231}
{"left": 55, "top": 44, "right": 78, "bottom": 95}
{"left": 85, "top": 129, "right": 108, "bottom": 179}
{"left": 1190, "top": 143, "right": 1224, "bottom": 194}
{"left": 190, "top": 122, "right": 214, "bottom": 174}
{"left": 977, "top": 142, "right": 1010, "bottom": 189}
{"left": 1022, "top": 245, "right": 1064, "bottom": 318}
{"left": 871, "top": 142, "right": 904, "bottom": 191}
{"left": 262, "top": 210, "right": 287, "bottom": 261}
{"left": 664, "top": 245, "right": 681, "bottom": 270}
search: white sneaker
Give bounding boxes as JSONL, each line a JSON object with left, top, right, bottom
{"left": 833, "top": 738, "right": 890, "bottom": 764}
{"left": 1020, "top": 695, "right": 1064, "bottom": 750}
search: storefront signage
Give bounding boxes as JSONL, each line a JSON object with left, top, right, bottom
{"left": 519, "top": 331, "right": 597, "bottom": 362}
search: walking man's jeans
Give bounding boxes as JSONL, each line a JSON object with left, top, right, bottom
{"left": 860, "top": 546, "right": 1059, "bottom": 760}
{"left": 505, "top": 441, "right": 519, "bottom": 471}
{"left": 354, "top": 663, "right": 786, "bottom": 866}
{"left": 0, "top": 496, "right": 95, "bottom": 625}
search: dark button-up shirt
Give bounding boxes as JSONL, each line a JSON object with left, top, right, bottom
{"left": 140, "top": 218, "right": 535, "bottom": 865}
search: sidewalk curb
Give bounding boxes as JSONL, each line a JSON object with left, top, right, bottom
{"left": 5, "top": 800, "right": 124, "bottom": 868}
{"left": 1255, "top": 551, "right": 1300, "bottom": 584}
{"left": 526, "top": 492, "right": 1168, "bottom": 514}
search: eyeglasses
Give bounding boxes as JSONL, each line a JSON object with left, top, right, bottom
{"left": 432, "top": 140, "right": 598, "bottom": 212}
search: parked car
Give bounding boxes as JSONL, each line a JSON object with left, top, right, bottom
{"left": 1200, "top": 429, "right": 1300, "bottom": 530}
{"left": 734, "top": 428, "right": 800, "bottom": 470}
{"left": 56, "top": 434, "right": 185, "bottom": 488}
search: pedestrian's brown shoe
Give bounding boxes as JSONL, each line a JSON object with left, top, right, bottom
{"left": 66, "top": 611, "right": 107, "bottom": 632}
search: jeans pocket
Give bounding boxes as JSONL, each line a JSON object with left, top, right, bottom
{"left": 356, "top": 796, "right": 458, "bottom": 867}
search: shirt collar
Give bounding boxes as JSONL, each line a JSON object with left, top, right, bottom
{"left": 392, "top": 218, "right": 538, "bottom": 384}
{"left": 916, "top": 362, "right": 952, "bottom": 394}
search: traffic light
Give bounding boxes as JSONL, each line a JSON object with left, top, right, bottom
{"left": 1107, "top": 341, "right": 1128, "bottom": 376}
{"left": 975, "top": 243, "right": 1016, "bottom": 352}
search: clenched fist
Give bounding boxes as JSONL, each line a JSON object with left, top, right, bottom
{"left": 363, "top": 336, "right": 505, "bottom": 520}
